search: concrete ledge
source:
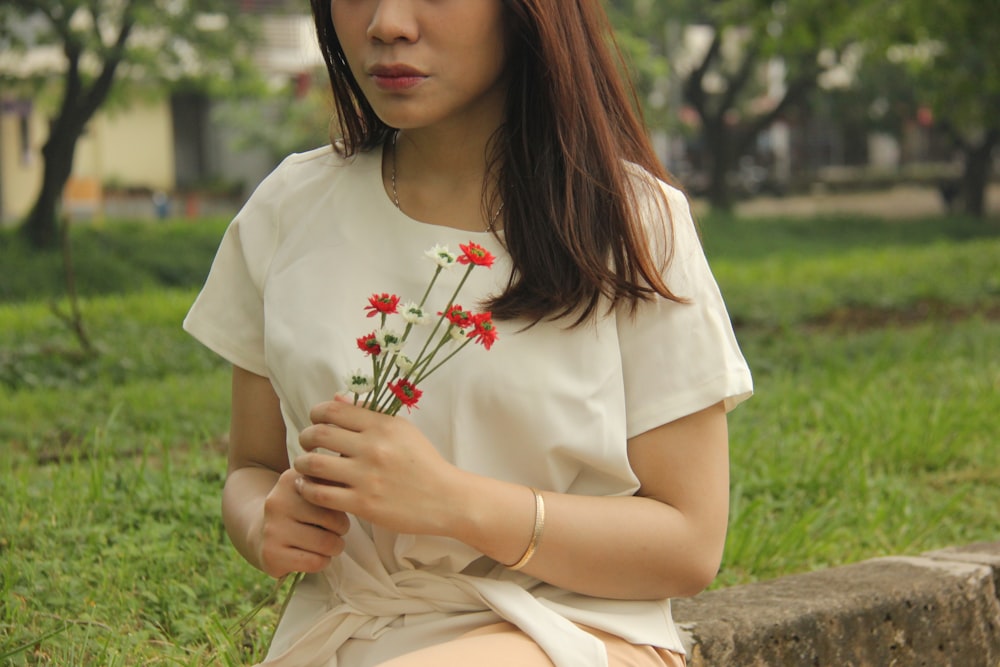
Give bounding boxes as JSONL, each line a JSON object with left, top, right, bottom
{"left": 673, "top": 542, "right": 1000, "bottom": 666}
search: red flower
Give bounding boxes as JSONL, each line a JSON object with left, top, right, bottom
{"left": 356, "top": 332, "right": 381, "bottom": 356}
{"left": 365, "top": 293, "right": 400, "bottom": 318}
{"left": 388, "top": 379, "right": 423, "bottom": 411}
{"left": 440, "top": 304, "right": 474, "bottom": 329}
{"left": 468, "top": 312, "right": 498, "bottom": 350}
{"left": 457, "top": 242, "right": 495, "bottom": 268}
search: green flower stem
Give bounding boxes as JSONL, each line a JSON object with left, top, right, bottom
{"left": 384, "top": 397, "right": 402, "bottom": 416}
{"left": 230, "top": 580, "right": 281, "bottom": 634}
{"left": 417, "top": 266, "right": 443, "bottom": 308}
{"left": 405, "top": 327, "right": 455, "bottom": 382}
{"left": 372, "top": 352, "right": 397, "bottom": 404}
{"left": 363, "top": 355, "right": 381, "bottom": 409}
{"left": 447, "top": 263, "right": 476, "bottom": 310}
{"left": 368, "top": 317, "right": 421, "bottom": 411}
{"left": 409, "top": 264, "right": 475, "bottom": 370}
{"left": 264, "top": 572, "right": 305, "bottom": 655}
{"left": 374, "top": 365, "right": 400, "bottom": 411}
{"left": 414, "top": 337, "right": 473, "bottom": 384}
{"left": 374, "top": 368, "right": 405, "bottom": 413}
{"left": 228, "top": 569, "right": 303, "bottom": 652}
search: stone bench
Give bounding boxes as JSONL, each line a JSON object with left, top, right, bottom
{"left": 673, "top": 542, "right": 1000, "bottom": 666}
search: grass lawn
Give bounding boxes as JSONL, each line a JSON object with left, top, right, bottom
{"left": 1, "top": 213, "right": 998, "bottom": 663}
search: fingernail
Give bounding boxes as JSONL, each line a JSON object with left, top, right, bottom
{"left": 295, "top": 476, "right": 304, "bottom": 493}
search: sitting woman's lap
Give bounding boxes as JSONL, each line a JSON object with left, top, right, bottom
{"left": 374, "top": 621, "right": 685, "bottom": 667}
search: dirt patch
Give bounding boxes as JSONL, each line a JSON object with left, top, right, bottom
{"left": 804, "top": 300, "right": 1000, "bottom": 332}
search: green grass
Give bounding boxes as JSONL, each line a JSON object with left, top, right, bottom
{"left": 720, "top": 317, "right": 1000, "bottom": 586}
{"left": 0, "top": 218, "right": 229, "bottom": 304}
{"left": 0, "top": 288, "right": 260, "bottom": 665}
{"left": 1, "top": 214, "right": 999, "bottom": 663}
{"left": 694, "top": 212, "right": 1000, "bottom": 584}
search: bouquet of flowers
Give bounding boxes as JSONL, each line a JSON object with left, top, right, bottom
{"left": 346, "top": 241, "right": 499, "bottom": 414}
{"left": 233, "top": 241, "right": 498, "bottom": 654}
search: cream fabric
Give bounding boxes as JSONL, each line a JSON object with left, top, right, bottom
{"left": 373, "top": 621, "right": 686, "bottom": 667}
{"left": 184, "top": 145, "right": 752, "bottom": 667}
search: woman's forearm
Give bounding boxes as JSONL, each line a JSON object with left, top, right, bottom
{"left": 222, "top": 465, "right": 280, "bottom": 572}
{"left": 447, "top": 473, "right": 723, "bottom": 600}
{"left": 448, "top": 404, "right": 731, "bottom": 600}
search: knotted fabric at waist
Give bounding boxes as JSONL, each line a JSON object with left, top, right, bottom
{"left": 256, "top": 552, "right": 609, "bottom": 667}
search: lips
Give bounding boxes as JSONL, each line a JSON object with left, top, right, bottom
{"left": 369, "top": 64, "right": 428, "bottom": 91}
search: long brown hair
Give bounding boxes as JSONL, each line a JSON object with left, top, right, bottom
{"left": 310, "top": 0, "right": 683, "bottom": 325}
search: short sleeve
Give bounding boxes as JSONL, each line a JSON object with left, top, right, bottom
{"left": 182, "top": 160, "right": 288, "bottom": 377}
{"left": 617, "top": 183, "right": 753, "bottom": 439}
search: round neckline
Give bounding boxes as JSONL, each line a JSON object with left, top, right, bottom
{"left": 370, "top": 143, "right": 502, "bottom": 239}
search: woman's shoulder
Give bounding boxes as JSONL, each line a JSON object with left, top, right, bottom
{"left": 621, "top": 160, "right": 694, "bottom": 234}
{"left": 271, "top": 143, "right": 367, "bottom": 181}
{"left": 622, "top": 160, "right": 689, "bottom": 207}
{"left": 246, "top": 143, "right": 378, "bottom": 211}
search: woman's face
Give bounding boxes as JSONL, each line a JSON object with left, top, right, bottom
{"left": 331, "top": 0, "right": 509, "bottom": 134}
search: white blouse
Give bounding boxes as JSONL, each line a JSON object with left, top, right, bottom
{"left": 184, "top": 145, "right": 752, "bottom": 667}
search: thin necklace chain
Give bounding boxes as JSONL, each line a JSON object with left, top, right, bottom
{"left": 391, "top": 131, "right": 504, "bottom": 233}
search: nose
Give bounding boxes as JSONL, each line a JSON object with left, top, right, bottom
{"left": 367, "top": 0, "right": 418, "bottom": 44}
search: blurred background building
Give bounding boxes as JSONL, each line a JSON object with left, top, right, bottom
{"left": 1, "top": 0, "right": 994, "bottom": 228}
{"left": 0, "top": 0, "right": 322, "bottom": 224}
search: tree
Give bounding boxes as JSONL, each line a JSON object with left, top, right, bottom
{"left": 874, "top": 0, "right": 1000, "bottom": 217}
{"left": 0, "top": 1, "right": 260, "bottom": 249}
{"left": 681, "top": 0, "right": 879, "bottom": 209}
{"left": 212, "top": 75, "right": 334, "bottom": 168}
{"left": 609, "top": 0, "right": 874, "bottom": 209}
{"left": 605, "top": 0, "right": 673, "bottom": 136}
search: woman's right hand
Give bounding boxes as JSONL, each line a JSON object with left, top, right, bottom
{"left": 226, "top": 366, "right": 352, "bottom": 578}
{"left": 255, "top": 467, "right": 352, "bottom": 579}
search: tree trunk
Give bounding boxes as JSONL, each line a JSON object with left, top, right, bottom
{"left": 957, "top": 130, "right": 998, "bottom": 217}
{"left": 22, "top": 121, "right": 81, "bottom": 249}
{"left": 704, "top": 118, "right": 734, "bottom": 211}
{"left": 19, "top": 14, "right": 133, "bottom": 249}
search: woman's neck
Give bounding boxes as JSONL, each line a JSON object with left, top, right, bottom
{"left": 384, "top": 125, "right": 504, "bottom": 233}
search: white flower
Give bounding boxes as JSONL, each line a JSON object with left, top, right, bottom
{"left": 448, "top": 326, "right": 466, "bottom": 343}
{"left": 376, "top": 328, "right": 404, "bottom": 354}
{"left": 394, "top": 354, "right": 415, "bottom": 373}
{"left": 400, "top": 302, "right": 431, "bottom": 325}
{"left": 344, "top": 370, "right": 374, "bottom": 394}
{"left": 425, "top": 244, "right": 458, "bottom": 269}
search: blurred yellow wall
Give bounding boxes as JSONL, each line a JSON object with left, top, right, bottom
{"left": 0, "top": 107, "right": 45, "bottom": 222}
{"left": 77, "top": 102, "right": 175, "bottom": 191}
{"left": 0, "top": 100, "right": 175, "bottom": 223}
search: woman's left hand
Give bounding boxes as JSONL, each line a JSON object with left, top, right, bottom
{"left": 294, "top": 396, "right": 463, "bottom": 536}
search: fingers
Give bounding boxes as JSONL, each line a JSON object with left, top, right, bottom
{"left": 277, "top": 470, "right": 350, "bottom": 534}
{"left": 293, "top": 447, "right": 354, "bottom": 488}
{"left": 260, "top": 543, "right": 334, "bottom": 578}
{"left": 295, "top": 485, "right": 352, "bottom": 535}
{"left": 292, "top": 521, "right": 345, "bottom": 556}
{"left": 299, "top": 421, "right": 362, "bottom": 457}
{"left": 308, "top": 398, "right": 346, "bottom": 426}
{"left": 258, "top": 470, "right": 351, "bottom": 578}
{"left": 295, "top": 473, "right": 354, "bottom": 515}
{"left": 259, "top": 518, "right": 341, "bottom": 575}
{"left": 309, "top": 398, "right": 391, "bottom": 432}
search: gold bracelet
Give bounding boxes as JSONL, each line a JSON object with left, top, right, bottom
{"left": 507, "top": 488, "right": 545, "bottom": 571}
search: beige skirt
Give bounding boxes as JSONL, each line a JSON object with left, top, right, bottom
{"left": 373, "top": 621, "right": 685, "bottom": 667}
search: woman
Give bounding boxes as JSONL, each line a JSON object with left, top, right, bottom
{"left": 184, "top": 1, "right": 752, "bottom": 665}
